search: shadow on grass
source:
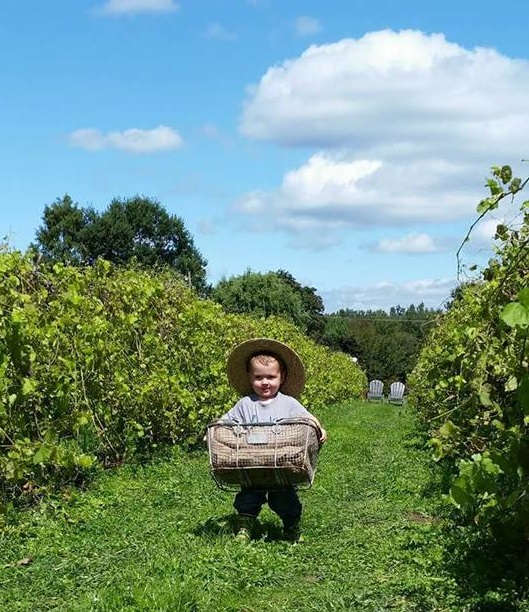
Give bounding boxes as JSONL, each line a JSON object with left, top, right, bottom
{"left": 397, "top": 435, "right": 529, "bottom": 610}
{"left": 193, "top": 513, "right": 238, "bottom": 537}
{"left": 193, "top": 514, "right": 284, "bottom": 542}
{"left": 441, "top": 522, "right": 529, "bottom": 611}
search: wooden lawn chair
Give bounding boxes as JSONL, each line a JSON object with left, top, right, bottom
{"left": 367, "top": 379, "right": 384, "bottom": 402}
{"left": 387, "top": 381, "right": 405, "bottom": 405}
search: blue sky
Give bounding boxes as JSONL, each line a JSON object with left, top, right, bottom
{"left": 2, "top": 0, "right": 528, "bottom": 312}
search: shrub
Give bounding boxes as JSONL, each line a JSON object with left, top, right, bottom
{"left": 409, "top": 166, "right": 529, "bottom": 533}
{"left": 0, "top": 252, "right": 365, "bottom": 501}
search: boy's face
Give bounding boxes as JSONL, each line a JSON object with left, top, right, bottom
{"left": 248, "top": 359, "right": 284, "bottom": 400}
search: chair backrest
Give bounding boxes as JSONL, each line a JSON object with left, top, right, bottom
{"left": 368, "top": 379, "right": 384, "bottom": 396}
{"left": 389, "top": 381, "right": 405, "bottom": 398}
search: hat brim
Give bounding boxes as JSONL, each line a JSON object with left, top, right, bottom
{"left": 226, "top": 338, "right": 305, "bottom": 398}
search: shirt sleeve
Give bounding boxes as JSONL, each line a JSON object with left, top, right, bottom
{"left": 287, "top": 397, "right": 314, "bottom": 419}
{"left": 220, "top": 398, "right": 244, "bottom": 421}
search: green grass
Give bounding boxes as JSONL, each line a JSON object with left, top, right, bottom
{"left": 2, "top": 401, "right": 529, "bottom": 611}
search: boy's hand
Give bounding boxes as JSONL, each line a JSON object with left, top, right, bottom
{"left": 319, "top": 428, "right": 328, "bottom": 444}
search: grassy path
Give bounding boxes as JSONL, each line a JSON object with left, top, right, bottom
{"left": 0, "top": 401, "right": 518, "bottom": 611}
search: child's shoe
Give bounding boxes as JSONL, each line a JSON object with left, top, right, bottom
{"left": 234, "top": 515, "right": 255, "bottom": 542}
{"left": 282, "top": 520, "right": 301, "bottom": 543}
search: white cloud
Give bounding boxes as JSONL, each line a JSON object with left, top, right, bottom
{"left": 294, "top": 16, "right": 322, "bottom": 37}
{"left": 373, "top": 232, "right": 445, "bottom": 254}
{"left": 203, "top": 23, "right": 237, "bottom": 41}
{"left": 322, "top": 277, "right": 456, "bottom": 312}
{"left": 240, "top": 30, "right": 529, "bottom": 152}
{"left": 234, "top": 30, "right": 529, "bottom": 240}
{"left": 233, "top": 152, "right": 478, "bottom": 234}
{"left": 98, "top": 0, "right": 179, "bottom": 15}
{"left": 68, "top": 125, "right": 184, "bottom": 153}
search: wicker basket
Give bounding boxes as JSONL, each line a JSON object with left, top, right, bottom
{"left": 206, "top": 418, "right": 321, "bottom": 491}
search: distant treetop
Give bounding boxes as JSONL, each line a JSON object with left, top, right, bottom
{"left": 32, "top": 194, "right": 208, "bottom": 295}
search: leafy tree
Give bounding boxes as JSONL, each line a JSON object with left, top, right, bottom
{"left": 322, "top": 304, "right": 440, "bottom": 383}
{"left": 211, "top": 270, "right": 308, "bottom": 329}
{"left": 321, "top": 315, "right": 363, "bottom": 355}
{"left": 33, "top": 195, "right": 208, "bottom": 295}
{"left": 275, "top": 269, "right": 325, "bottom": 339}
{"left": 367, "top": 331, "right": 419, "bottom": 382}
{"left": 33, "top": 195, "right": 97, "bottom": 264}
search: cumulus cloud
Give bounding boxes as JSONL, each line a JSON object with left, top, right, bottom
{"left": 98, "top": 0, "right": 179, "bottom": 15}
{"left": 233, "top": 152, "right": 477, "bottom": 233}
{"left": 234, "top": 30, "right": 529, "bottom": 239}
{"left": 322, "top": 277, "right": 456, "bottom": 312}
{"left": 203, "top": 23, "right": 237, "bottom": 41}
{"left": 240, "top": 29, "right": 529, "bottom": 152}
{"left": 68, "top": 125, "right": 184, "bottom": 153}
{"left": 373, "top": 232, "right": 445, "bottom": 254}
{"left": 294, "top": 16, "right": 322, "bottom": 37}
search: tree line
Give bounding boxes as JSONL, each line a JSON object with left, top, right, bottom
{"left": 322, "top": 304, "right": 440, "bottom": 384}
{"left": 30, "top": 194, "right": 440, "bottom": 384}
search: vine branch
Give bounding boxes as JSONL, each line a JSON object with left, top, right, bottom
{"left": 456, "top": 174, "right": 529, "bottom": 281}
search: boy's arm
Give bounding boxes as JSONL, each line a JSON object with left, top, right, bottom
{"left": 309, "top": 415, "right": 327, "bottom": 444}
{"left": 289, "top": 397, "right": 327, "bottom": 444}
{"left": 203, "top": 400, "right": 243, "bottom": 442}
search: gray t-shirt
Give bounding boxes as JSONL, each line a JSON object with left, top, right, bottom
{"left": 222, "top": 391, "right": 313, "bottom": 423}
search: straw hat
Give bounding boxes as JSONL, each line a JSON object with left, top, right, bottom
{"left": 226, "top": 338, "right": 305, "bottom": 398}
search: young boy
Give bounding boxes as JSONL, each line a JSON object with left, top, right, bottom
{"left": 220, "top": 338, "right": 327, "bottom": 542}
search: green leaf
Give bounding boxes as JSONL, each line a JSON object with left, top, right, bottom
{"left": 477, "top": 198, "right": 491, "bottom": 214}
{"left": 76, "top": 454, "right": 94, "bottom": 469}
{"left": 480, "top": 455, "right": 502, "bottom": 477}
{"left": 33, "top": 444, "right": 52, "bottom": 465}
{"left": 76, "top": 414, "right": 90, "bottom": 427}
{"left": 21, "top": 378, "right": 37, "bottom": 396}
{"left": 510, "top": 177, "right": 521, "bottom": 193}
{"left": 439, "top": 420, "right": 460, "bottom": 438}
{"left": 500, "top": 165, "right": 512, "bottom": 184}
{"left": 502, "top": 489, "right": 522, "bottom": 509}
{"left": 494, "top": 224, "right": 509, "bottom": 240}
{"left": 486, "top": 178, "right": 503, "bottom": 195}
{"left": 450, "top": 479, "right": 474, "bottom": 508}
{"left": 479, "top": 384, "right": 493, "bottom": 407}
{"left": 501, "top": 302, "right": 529, "bottom": 328}
{"left": 505, "top": 376, "right": 518, "bottom": 392}
{"left": 428, "top": 438, "right": 444, "bottom": 462}
{"left": 491, "top": 419, "right": 505, "bottom": 430}
{"left": 518, "top": 288, "right": 529, "bottom": 309}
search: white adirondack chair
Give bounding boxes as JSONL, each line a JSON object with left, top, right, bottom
{"left": 367, "top": 379, "right": 384, "bottom": 402}
{"left": 388, "top": 381, "right": 406, "bottom": 405}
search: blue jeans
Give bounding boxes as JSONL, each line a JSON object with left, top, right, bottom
{"left": 234, "top": 487, "right": 302, "bottom": 527}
